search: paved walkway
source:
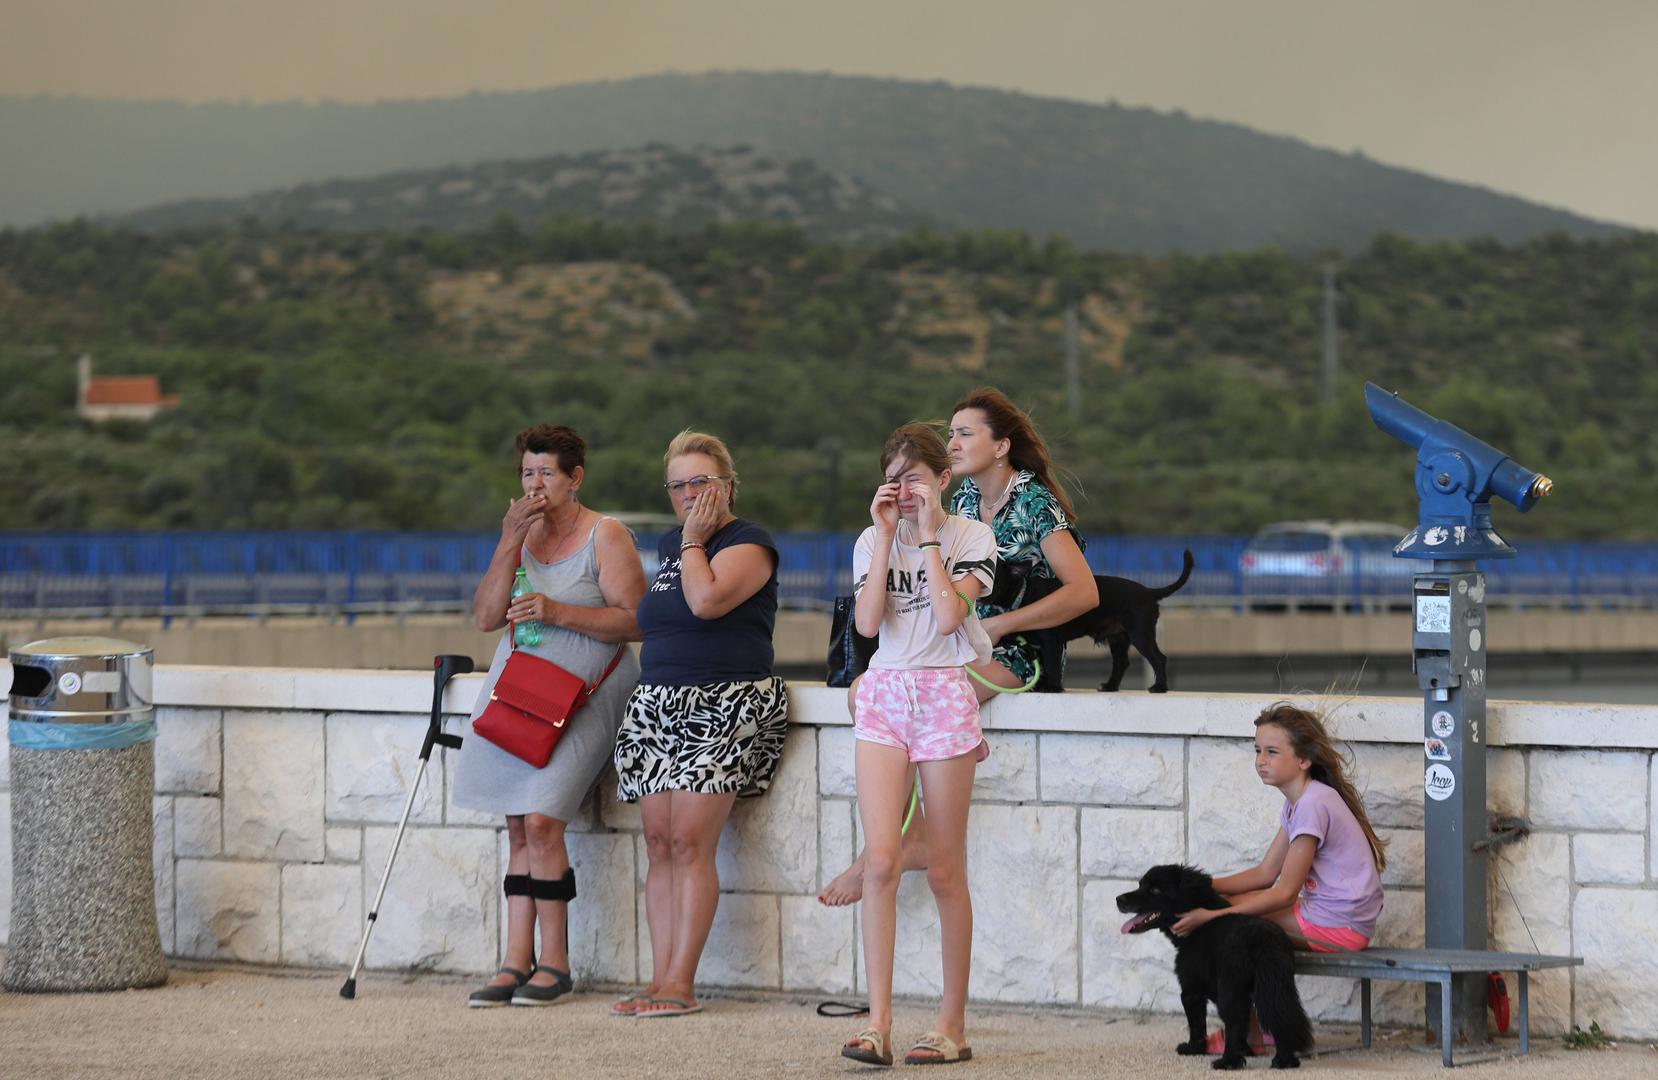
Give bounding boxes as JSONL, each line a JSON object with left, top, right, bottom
{"left": 2, "top": 963, "right": 1654, "bottom": 1079}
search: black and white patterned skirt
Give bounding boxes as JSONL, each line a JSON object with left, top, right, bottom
{"left": 613, "top": 676, "right": 790, "bottom": 802}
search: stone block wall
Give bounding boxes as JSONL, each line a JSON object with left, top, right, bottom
{"left": 3, "top": 666, "right": 1657, "bottom": 1038}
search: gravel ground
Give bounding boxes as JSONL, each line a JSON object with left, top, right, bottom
{"left": 2, "top": 962, "right": 1655, "bottom": 1080}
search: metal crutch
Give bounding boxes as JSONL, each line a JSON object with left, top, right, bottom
{"left": 340, "top": 653, "right": 474, "bottom": 999}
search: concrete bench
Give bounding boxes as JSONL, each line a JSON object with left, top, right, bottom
{"left": 1292, "top": 948, "right": 1582, "bottom": 1067}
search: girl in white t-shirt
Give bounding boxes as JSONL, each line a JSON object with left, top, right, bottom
{"left": 841, "top": 423, "right": 995, "bottom": 1068}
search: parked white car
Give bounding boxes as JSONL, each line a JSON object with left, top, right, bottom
{"left": 1240, "top": 520, "right": 1414, "bottom": 600}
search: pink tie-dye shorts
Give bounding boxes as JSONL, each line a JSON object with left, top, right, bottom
{"left": 853, "top": 667, "right": 983, "bottom": 762}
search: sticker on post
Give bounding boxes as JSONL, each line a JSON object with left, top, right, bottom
{"left": 1431, "top": 711, "right": 1455, "bottom": 738}
{"left": 1425, "top": 763, "right": 1456, "bottom": 802}
{"left": 1416, "top": 595, "right": 1451, "bottom": 633}
{"left": 1425, "top": 738, "right": 1452, "bottom": 762}
{"left": 57, "top": 671, "right": 82, "bottom": 695}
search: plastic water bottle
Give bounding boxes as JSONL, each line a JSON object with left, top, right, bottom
{"left": 511, "top": 568, "right": 542, "bottom": 647}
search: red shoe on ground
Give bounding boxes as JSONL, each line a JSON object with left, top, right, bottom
{"left": 1488, "top": 972, "right": 1511, "bottom": 1034}
{"left": 1206, "top": 1029, "right": 1275, "bottom": 1055}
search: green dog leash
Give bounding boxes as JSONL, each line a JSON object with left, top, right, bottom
{"left": 954, "top": 588, "right": 1042, "bottom": 694}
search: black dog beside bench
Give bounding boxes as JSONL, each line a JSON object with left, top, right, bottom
{"left": 1292, "top": 947, "right": 1582, "bottom": 1067}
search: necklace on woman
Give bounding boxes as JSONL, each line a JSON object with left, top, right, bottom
{"left": 981, "top": 473, "right": 1016, "bottom": 521}
{"left": 538, "top": 505, "right": 583, "bottom": 560}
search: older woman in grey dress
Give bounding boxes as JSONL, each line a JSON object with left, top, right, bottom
{"left": 451, "top": 424, "right": 645, "bottom": 1007}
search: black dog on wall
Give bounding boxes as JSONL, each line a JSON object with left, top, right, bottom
{"left": 983, "top": 550, "right": 1193, "bottom": 692}
{"left": 1116, "top": 864, "right": 1312, "bottom": 1070}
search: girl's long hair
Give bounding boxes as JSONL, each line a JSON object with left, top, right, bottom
{"left": 951, "top": 387, "right": 1076, "bottom": 521}
{"left": 1256, "top": 702, "right": 1388, "bottom": 872}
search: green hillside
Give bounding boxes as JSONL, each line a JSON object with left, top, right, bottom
{"left": 1, "top": 217, "right": 1654, "bottom": 538}
{"left": 1, "top": 72, "right": 1631, "bottom": 253}
{"left": 117, "top": 144, "right": 929, "bottom": 241}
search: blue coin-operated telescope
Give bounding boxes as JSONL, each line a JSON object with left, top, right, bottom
{"left": 1364, "top": 382, "right": 1553, "bottom": 560}
{"left": 1366, "top": 380, "right": 1556, "bottom": 1052}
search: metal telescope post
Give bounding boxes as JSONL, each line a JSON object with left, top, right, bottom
{"left": 1365, "top": 382, "right": 1553, "bottom": 1049}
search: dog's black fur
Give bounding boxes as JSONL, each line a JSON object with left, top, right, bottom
{"left": 1115, "top": 864, "right": 1312, "bottom": 1070}
{"left": 984, "top": 550, "right": 1193, "bottom": 693}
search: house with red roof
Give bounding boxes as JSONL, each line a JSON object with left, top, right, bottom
{"left": 76, "top": 354, "right": 179, "bottom": 422}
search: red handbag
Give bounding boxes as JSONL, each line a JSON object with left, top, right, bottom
{"left": 473, "top": 644, "right": 627, "bottom": 767}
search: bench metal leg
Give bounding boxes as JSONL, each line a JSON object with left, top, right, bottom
{"left": 1518, "top": 971, "right": 1529, "bottom": 1056}
{"left": 1361, "top": 979, "right": 1372, "bottom": 1048}
{"left": 1441, "top": 975, "right": 1454, "bottom": 1067}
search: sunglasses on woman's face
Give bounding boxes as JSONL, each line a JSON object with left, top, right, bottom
{"left": 664, "top": 475, "right": 729, "bottom": 495}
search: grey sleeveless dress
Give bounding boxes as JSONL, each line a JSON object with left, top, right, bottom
{"left": 450, "top": 523, "right": 641, "bottom": 820}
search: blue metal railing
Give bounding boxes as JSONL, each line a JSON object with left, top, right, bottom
{"left": 1, "top": 530, "right": 1656, "bottom": 614}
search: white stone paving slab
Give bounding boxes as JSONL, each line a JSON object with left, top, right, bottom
{"left": 1080, "top": 808, "right": 1184, "bottom": 880}
{"left": 361, "top": 826, "right": 499, "bottom": 973}
{"left": 1377, "top": 828, "right": 1424, "bottom": 888}
{"left": 1573, "top": 832, "right": 1645, "bottom": 885}
{"left": 1490, "top": 832, "right": 1572, "bottom": 1034}
{"left": 1350, "top": 742, "right": 1424, "bottom": 829}
{"left": 222, "top": 710, "right": 325, "bottom": 861}
{"left": 1040, "top": 733, "right": 1182, "bottom": 806}
{"left": 440, "top": 743, "right": 500, "bottom": 827}
{"left": 1488, "top": 747, "right": 1526, "bottom": 817}
{"left": 325, "top": 712, "right": 442, "bottom": 825}
{"left": 960, "top": 804, "right": 1078, "bottom": 1004}
{"left": 1529, "top": 749, "right": 1648, "bottom": 830}
{"left": 781, "top": 895, "right": 855, "bottom": 993}
{"left": 1186, "top": 738, "right": 1281, "bottom": 873}
{"left": 153, "top": 707, "right": 222, "bottom": 794}
{"left": 173, "top": 795, "right": 223, "bottom": 858}
{"left": 131, "top": 669, "right": 1658, "bottom": 750}
{"left": 175, "top": 859, "right": 281, "bottom": 963}
{"left": 698, "top": 893, "right": 781, "bottom": 989}
{"left": 567, "top": 832, "right": 636, "bottom": 985}
{"left": 281, "top": 863, "right": 362, "bottom": 967}
{"left": 1573, "top": 887, "right": 1658, "bottom": 1040}
{"left": 152, "top": 796, "right": 175, "bottom": 954}
{"left": 971, "top": 732, "right": 1037, "bottom": 801}
{"left": 818, "top": 799, "right": 854, "bottom": 893}
{"left": 327, "top": 826, "right": 362, "bottom": 863}
{"left": 817, "top": 725, "right": 857, "bottom": 797}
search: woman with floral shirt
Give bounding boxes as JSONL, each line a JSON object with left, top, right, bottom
{"left": 946, "top": 387, "right": 1096, "bottom": 690}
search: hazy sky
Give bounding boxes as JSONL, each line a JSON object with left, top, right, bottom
{"left": 7, "top": 0, "right": 1655, "bottom": 229}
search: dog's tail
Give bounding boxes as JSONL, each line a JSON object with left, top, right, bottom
{"left": 1254, "top": 950, "right": 1314, "bottom": 1052}
{"left": 1148, "top": 549, "right": 1195, "bottom": 600}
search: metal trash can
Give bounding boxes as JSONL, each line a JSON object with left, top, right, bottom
{"left": 4, "top": 636, "right": 167, "bottom": 991}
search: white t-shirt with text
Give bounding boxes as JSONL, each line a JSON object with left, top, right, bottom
{"left": 853, "top": 516, "right": 997, "bottom": 670}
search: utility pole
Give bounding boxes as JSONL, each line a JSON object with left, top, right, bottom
{"left": 1321, "top": 266, "right": 1339, "bottom": 404}
{"left": 1064, "top": 302, "right": 1081, "bottom": 419}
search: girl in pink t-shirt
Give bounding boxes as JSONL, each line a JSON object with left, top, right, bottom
{"left": 1171, "top": 702, "right": 1387, "bottom": 1051}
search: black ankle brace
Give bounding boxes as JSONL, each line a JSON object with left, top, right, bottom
{"left": 528, "top": 868, "right": 577, "bottom": 902}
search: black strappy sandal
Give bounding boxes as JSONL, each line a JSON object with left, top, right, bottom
{"left": 469, "top": 874, "right": 533, "bottom": 1007}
